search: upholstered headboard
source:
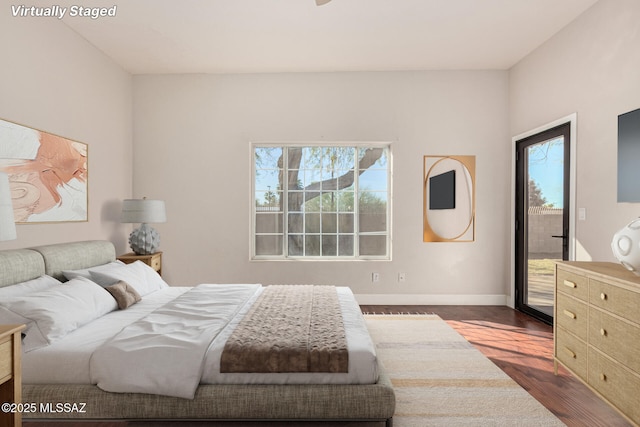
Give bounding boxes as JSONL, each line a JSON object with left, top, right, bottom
{"left": 0, "top": 249, "right": 46, "bottom": 287}
{"left": 0, "top": 240, "right": 116, "bottom": 287}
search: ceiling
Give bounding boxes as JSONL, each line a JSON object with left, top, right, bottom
{"left": 51, "top": 0, "right": 599, "bottom": 74}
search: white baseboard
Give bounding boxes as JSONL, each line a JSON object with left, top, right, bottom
{"left": 355, "top": 293, "right": 508, "bottom": 306}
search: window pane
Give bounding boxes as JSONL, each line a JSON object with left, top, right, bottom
{"left": 359, "top": 235, "right": 387, "bottom": 256}
{"left": 255, "top": 147, "right": 282, "bottom": 167}
{"left": 305, "top": 213, "right": 320, "bottom": 233}
{"left": 338, "top": 213, "right": 354, "bottom": 233}
{"left": 335, "top": 147, "right": 356, "bottom": 165}
{"left": 322, "top": 235, "right": 337, "bottom": 256}
{"left": 255, "top": 235, "right": 282, "bottom": 256}
{"left": 288, "top": 235, "right": 303, "bottom": 256}
{"left": 337, "top": 170, "right": 355, "bottom": 190}
{"left": 321, "top": 192, "right": 337, "bottom": 212}
{"left": 359, "top": 169, "right": 387, "bottom": 191}
{"left": 360, "top": 213, "right": 387, "bottom": 232}
{"left": 288, "top": 213, "right": 303, "bottom": 233}
{"left": 321, "top": 176, "right": 338, "bottom": 190}
{"left": 288, "top": 192, "right": 304, "bottom": 211}
{"left": 302, "top": 147, "right": 316, "bottom": 169}
{"left": 322, "top": 213, "right": 337, "bottom": 233}
{"left": 255, "top": 168, "right": 280, "bottom": 192}
{"left": 255, "top": 191, "right": 281, "bottom": 210}
{"left": 289, "top": 170, "right": 302, "bottom": 190}
{"left": 305, "top": 235, "right": 320, "bottom": 256}
{"left": 359, "top": 147, "right": 387, "bottom": 167}
{"left": 337, "top": 191, "right": 354, "bottom": 212}
{"left": 359, "top": 191, "right": 387, "bottom": 232}
{"left": 303, "top": 169, "right": 321, "bottom": 187}
{"left": 303, "top": 194, "right": 320, "bottom": 212}
{"left": 338, "top": 235, "right": 354, "bottom": 256}
{"left": 255, "top": 148, "right": 283, "bottom": 216}
{"left": 256, "top": 213, "right": 282, "bottom": 233}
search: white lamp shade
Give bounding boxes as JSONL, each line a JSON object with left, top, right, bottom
{"left": 121, "top": 199, "right": 166, "bottom": 224}
{"left": 0, "top": 172, "right": 17, "bottom": 241}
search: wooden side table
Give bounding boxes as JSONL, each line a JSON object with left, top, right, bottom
{"left": 117, "top": 252, "right": 162, "bottom": 276}
{"left": 0, "top": 324, "right": 25, "bottom": 427}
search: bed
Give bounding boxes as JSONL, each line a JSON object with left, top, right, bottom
{"left": 0, "top": 240, "right": 395, "bottom": 425}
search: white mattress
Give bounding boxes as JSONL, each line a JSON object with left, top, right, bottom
{"left": 23, "top": 285, "right": 378, "bottom": 386}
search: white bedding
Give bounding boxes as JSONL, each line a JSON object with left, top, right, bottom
{"left": 23, "top": 286, "right": 190, "bottom": 384}
{"left": 23, "top": 284, "right": 378, "bottom": 396}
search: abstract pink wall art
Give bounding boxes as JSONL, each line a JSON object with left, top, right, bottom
{"left": 0, "top": 118, "right": 88, "bottom": 223}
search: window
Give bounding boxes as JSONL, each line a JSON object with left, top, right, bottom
{"left": 253, "top": 144, "right": 391, "bottom": 260}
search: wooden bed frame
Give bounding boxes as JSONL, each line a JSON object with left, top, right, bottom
{"left": 0, "top": 240, "right": 395, "bottom": 426}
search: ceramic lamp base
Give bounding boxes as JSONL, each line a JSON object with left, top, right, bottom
{"left": 129, "top": 223, "right": 160, "bottom": 255}
{"left": 611, "top": 218, "right": 640, "bottom": 276}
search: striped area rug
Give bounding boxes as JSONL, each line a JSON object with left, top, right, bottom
{"left": 364, "top": 314, "right": 564, "bottom": 426}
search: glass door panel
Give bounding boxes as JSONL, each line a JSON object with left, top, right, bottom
{"left": 525, "top": 137, "right": 564, "bottom": 317}
{"left": 515, "top": 122, "right": 570, "bottom": 324}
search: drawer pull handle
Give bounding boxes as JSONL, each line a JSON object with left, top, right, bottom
{"left": 600, "top": 328, "right": 607, "bottom": 337}
{"left": 600, "top": 373, "right": 607, "bottom": 382}
{"left": 563, "top": 347, "right": 576, "bottom": 359}
{"left": 563, "top": 280, "right": 577, "bottom": 289}
{"left": 563, "top": 310, "right": 577, "bottom": 319}
{"left": 600, "top": 293, "right": 607, "bottom": 301}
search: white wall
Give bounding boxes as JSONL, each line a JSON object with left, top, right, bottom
{"left": 133, "top": 71, "right": 511, "bottom": 303}
{"left": 0, "top": 12, "right": 133, "bottom": 253}
{"left": 2, "top": 0, "right": 635, "bottom": 305}
{"left": 510, "top": 0, "right": 640, "bottom": 263}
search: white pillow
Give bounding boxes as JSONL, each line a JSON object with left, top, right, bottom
{"left": 62, "top": 260, "right": 125, "bottom": 281}
{"left": 90, "top": 261, "right": 168, "bottom": 297}
{"left": 0, "top": 275, "right": 64, "bottom": 352}
{"left": 0, "top": 276, "right": 118, "bottom": 351}
{"left": 0, "top": 275, "right": 61, "bottom": 298}
{"left": 0, "top": 306, "right": 47, "bottom": 352}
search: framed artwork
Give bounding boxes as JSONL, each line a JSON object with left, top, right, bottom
{"left": 423, "top": 155, "right": 475, "bottom": 242}
{"left": 0, "top": 118, "right": 88, "bottom": 223}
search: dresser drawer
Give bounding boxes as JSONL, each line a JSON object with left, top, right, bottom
{"left": 589, "top": 308, "right": 640, "bottom": 374}
{"left": 555, "top": 326, "right": 587, "bottom": 379}
{"left": 556, "top": 292, "right": 588, "bottom": 340}
{"left": 590, "top": 279, "right": 640, "bottom": 325}
{"left": 556, "top": 268, "right": 589, "bottom": 301}
{"left": 149, "top": 255, "right": 161, "bottom": 271}
{"left": 0, "top": 337, "right": 11, "bottom": 381}
{"left": 588, "top": 348, "right": 640, "bottom": 425}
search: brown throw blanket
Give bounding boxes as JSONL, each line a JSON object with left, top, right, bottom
{"left": 220, "top": 285, "right": 349, "bottom": 373}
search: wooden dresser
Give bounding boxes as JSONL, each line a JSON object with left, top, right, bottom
{"left": 0, "top": 324, "right": 25, "bottom": 427}
{"left": 555, "top": 261, "right": 640, "bottom": 426}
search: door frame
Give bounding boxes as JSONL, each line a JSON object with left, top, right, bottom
{"left": 509, "top": 113, "right": 577, "bottom": 309}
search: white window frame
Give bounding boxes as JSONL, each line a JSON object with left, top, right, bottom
{"left": 251, "top": 142, "right": 392, "bottom": 261}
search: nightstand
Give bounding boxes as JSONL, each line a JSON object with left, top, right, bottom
{"left": 117, "top": 251, "right": 162, "bottom": 276}
{"left": 0, "top": 324, "right": 25, "bottom": 427}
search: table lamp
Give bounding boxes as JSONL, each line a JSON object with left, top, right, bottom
{"left": 121, "top": 197, "right": 166, "bottom": 254}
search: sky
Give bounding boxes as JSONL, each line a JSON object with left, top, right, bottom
{"left": 528, "top": 137, "right": 564, "bottom": 208}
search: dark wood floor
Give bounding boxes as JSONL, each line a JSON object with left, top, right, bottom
{"left": 23, "top": 305, "right": 633, "bottom": 427}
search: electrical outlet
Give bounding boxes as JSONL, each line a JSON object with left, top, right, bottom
{"left": 372, "top": 272, "right": 380, "bottom": 282}
{"left": 398, "top": 272, "right": 406, "bottom": 282}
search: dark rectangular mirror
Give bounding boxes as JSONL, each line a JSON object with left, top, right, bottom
{"left": 618, "top": 108, "right": 640, "bottom": 202}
